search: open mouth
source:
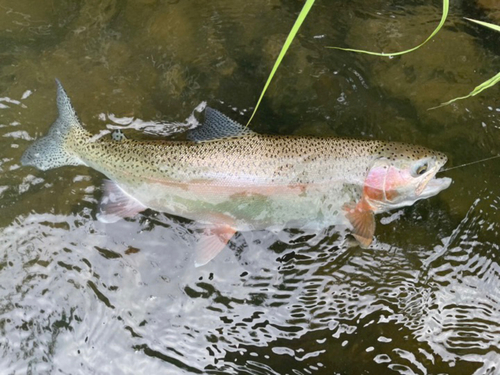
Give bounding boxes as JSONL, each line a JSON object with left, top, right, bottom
{"left": 418, "top": 176, "right": 452, "bottom": 198}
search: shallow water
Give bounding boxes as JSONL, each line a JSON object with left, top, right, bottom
{"left": 1, "top": 0, "right": 500, "bottom": 374}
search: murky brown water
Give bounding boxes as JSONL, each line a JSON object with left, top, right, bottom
{"left": 1, "top": 0, "right": 500, "bottom": 373}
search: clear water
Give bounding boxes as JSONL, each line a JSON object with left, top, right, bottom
{"left": 1, "top": 0, "right": 500, "bottom": 373}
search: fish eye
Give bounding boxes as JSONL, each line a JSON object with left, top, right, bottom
{"left": 411, "top": 159, "right": 430, "bottom": 177}
{"left": 416, "top": 164, "right": 428, "bottom": 175}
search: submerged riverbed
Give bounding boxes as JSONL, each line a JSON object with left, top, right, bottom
{"left": 1, "top": 0, "right": 500, "bottom": 373}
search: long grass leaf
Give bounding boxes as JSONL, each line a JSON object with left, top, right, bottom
{"left": 465, "top": 17, "right": 500, "bottom": 33}
{"left": 430, "top": 18, "right": 500, "bottom": 109}
{"left": 429, "top": 72, "right": 500, "bottom": 110}
{"left": 326, "top": 0, "right": 449, "bottom": 56}
{"left": 246, "top": 0, "right": 315, "bottom": 126}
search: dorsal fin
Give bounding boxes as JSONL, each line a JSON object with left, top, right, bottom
{"left": 187, "top": 107, "right": 255, "bottom": 142}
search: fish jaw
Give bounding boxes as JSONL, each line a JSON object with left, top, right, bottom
{"left": 376, "top": 175, "right": 451, "bottom": 211}
{"left": 411, "top": 152, "right": 451, "bottom": 201}
{"left": 416, "top": 176, "right": 452, "bottom": 200}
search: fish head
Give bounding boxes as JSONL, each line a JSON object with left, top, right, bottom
{"left": 363, "top": 143, "right": 452, "bottom": 213}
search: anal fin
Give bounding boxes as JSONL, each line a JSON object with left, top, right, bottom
{"left": 97, "top": 180, "right": 146, "bottom": 223}
{"left": 343, "top": 201, "right": 375, "bottom": 248}
{"left": 195, "top": 223, "right": 237, "bottom": 267}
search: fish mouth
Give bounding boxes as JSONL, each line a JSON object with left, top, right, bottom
{"left": 418, "top": 175, "right": 452, "bottom": 199}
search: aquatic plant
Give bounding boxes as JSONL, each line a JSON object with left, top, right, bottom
{"left": 248, "top": 0, "right": 448, "bottom": 124}
{"left": 430, "top": 18, "right": 500, "bottom": 109}
{"left": 246, "top": 0, "right": 315, "bottom": 126}
{"left": 326, "top": 0, "right": 449, "bottom": 56}
{"left": 249, "top": 0, "right": 500, "bottom": 118}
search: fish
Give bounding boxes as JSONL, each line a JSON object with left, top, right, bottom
{"left": 21, "top": 80, "right": 452, "bottom": 266}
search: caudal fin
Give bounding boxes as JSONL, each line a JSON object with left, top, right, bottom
{"left": 21, "top": 79, "right": 85, "bottom": 171}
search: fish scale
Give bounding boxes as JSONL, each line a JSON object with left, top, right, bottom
{"left": 21, "top": 80, "right": 451, "bottom": 266}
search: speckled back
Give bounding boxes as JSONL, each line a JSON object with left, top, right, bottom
{"left": 72, "top": 132, "right": 429, "bottom": 188}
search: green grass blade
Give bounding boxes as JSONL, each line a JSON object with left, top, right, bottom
{"left": 326, "top": 0, "right": 449, "bottom": 57}
{"left": 429, "top": 18, "right": 500, "bottom": 109}
{"left": 429, "top": 72, "right": 500, "bottom": 110}
{"left": 246, "top": 0, "right": 315, "bottom": 126}
{"left": 465, "top": 17, "right": 500, "bottom": 32}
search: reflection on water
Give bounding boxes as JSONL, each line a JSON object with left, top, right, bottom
{"left": 1, "top": 0, "right": 500, "bottom": 373}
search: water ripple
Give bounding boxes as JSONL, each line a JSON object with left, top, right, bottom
{"left": 0, "top": 181, "right": 499, "bottom": 375}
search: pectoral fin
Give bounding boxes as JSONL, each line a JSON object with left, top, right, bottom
{"left": 97, "top": 180, "right": 146, "bottom": 223}
{"left": 343, "top": 202, "right": 375, "bottom": 248}
{"left": 195, "top": 223, "right": 237, "bottom": 267}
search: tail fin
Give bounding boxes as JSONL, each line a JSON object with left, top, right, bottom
{"left": 21, "top": 79, "right": 85, "bottom": 171}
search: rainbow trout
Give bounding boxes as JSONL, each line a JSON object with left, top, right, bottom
{"left": 21, "top": 81, "right": 452, "bottom": 266}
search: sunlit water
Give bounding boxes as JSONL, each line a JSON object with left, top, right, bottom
{"left": 1, "top": 0, "right": 500, "bottom": 374}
